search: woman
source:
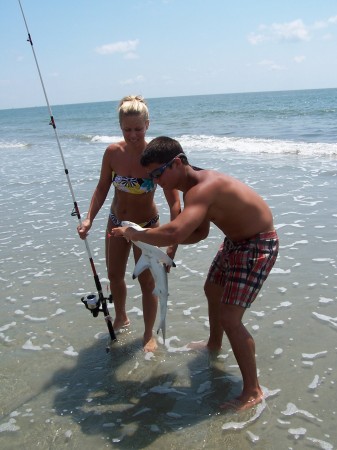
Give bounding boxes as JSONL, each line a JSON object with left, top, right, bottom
{"left": 77, "top": 96, "right": 180, "bottom": 352}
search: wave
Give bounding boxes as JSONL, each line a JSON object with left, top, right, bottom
{"left": 177, "top": 134, "right": 337, "bottom": 157}
{"left": 90, "top": 135, "right": 117, "bottom": 144}
{"left": 71, "top": 134, "right": 120, "bottom": 144}
{"left": 0, "top": 140, "right": 31, "bottom": 149}
{"left": 32, "top": 132, "right": 337, "bottom": 157}
{"left": 78, "top": 133, "right": 337, "bottom": 156}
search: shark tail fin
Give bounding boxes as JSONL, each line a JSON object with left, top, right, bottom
{"left": 132, "top": 254, "right": 150, "bottom": 279}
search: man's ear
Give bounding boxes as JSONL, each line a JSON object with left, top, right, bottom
{"left": 175, "top": 156, "right": 183, "bottom": 166}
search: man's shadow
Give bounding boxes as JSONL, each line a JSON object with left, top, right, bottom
{"left": 49, "top": 332, "right": 241, "bottom": 448}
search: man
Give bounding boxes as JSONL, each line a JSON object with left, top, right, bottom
{"left": 111, "top": 136, "right": 279, "bottom": 410}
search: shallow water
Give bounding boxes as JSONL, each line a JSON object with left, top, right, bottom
{"left": 1, "top": 89, "right": 337, "bottom": 448}
{"left": 1, "top": 143, "right": 337, "bottom": 448}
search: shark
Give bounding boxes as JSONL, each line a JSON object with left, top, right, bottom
{"left": 121, "top": 221, "right": 175, "bottom": 342}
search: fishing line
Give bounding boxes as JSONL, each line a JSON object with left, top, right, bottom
{"left": 18, "top": 0, "right": 116, "bottom": 349}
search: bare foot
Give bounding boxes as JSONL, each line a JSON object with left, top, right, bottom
{"left": 206, "top": 341, "right": 222, "bottom": 352}
{"left": 220, "top": 394, "right": 264, "bottom": 411}
{"left": 113, "top": 318, "right": 130, "bottom": 333}
{"left": 143, "top": 335, "right": 158, "bottom": 353}
{"left": 186, "top": 340, "right": 222, "bottom": 355}
{"left": 187, "top": 340, "right": 208, "bottom": 350}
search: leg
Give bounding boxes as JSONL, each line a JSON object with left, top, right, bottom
{"left": 204, "top": 280, "right": 224, "bottom": 350}
{"left": 220, "top": 303, "right": 263, "bottom": 410}
{"left": 132, "top": 245, "right": 158, "bottom": 352}
{"left": 105, "top": 227, "right": 131, "bottom": 330}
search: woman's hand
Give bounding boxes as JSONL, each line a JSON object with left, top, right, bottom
{"left": 77, "top": 218, "right": 92, "bottom": 240}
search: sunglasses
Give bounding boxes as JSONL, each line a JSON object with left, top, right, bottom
{"left": 148, "top": 153, "right": 185, "bottom": 179}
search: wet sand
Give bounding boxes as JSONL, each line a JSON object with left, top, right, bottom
{"left": 1, "top": 151, "right": 337, "bottom": 449}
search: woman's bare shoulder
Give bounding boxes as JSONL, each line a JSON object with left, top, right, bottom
{"left": 104, "top": 141, "right": 125, "bottom": 162}
{"left": 106, "top": 140, "right": 125, "bottom": 152}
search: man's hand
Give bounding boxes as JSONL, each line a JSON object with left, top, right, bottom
{"left": 165, "top": 244, "right": 178, "bottom": 273}
{"left": 110, "top": 226, "right": 136, "bottom": 242}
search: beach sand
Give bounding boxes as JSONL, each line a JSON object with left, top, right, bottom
{"left": 1, "top": 149, "right": 337, "bottom": 449}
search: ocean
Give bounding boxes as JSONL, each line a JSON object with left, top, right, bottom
{"left": 1, "top": 89, "right": 337, "bottom": 449}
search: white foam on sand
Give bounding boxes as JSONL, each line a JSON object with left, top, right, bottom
{"left": 0, "top": 418, "right": 20, "bottom": 432}
{"left": 24, "top": 315, "right": 48, "bottom": 322}
{"left": 128, "top": 306, "right": 143, "bottom": 317}
{"left": 183, "top": 306, "right": 200, "bottom": 316}
{"left": 149, "top": 382, "right": 187, "bottom": 396}
{"left": 250, "top": 311, "right": 265, "bottom": 318}
{"left": 288, "top": 427, "right": 307, "bottom": 439}
{"left": 64, "top": 346, "right": 79, "bottom": 357}
{"left": 306, "top": 437, "right": 334, "bottom": 449}
{"left": 222, "top": 388, "right": 280, "bottom": 431}
{"left": 50, "top": 308, "right": 66, "bottom": 317}
{"left": 312, "top": 312, "right": 337, "bottom": 328}
{"left": 308, "top": 375, "right": 320, "bottom": 390}
{"left": 281, "top": 402, "right": 322, "bottom": 423}
{"left": 302, "top": 351, "right": 328, "bottom": 360}
{"left": 274, "top": 348, "right": 283, "bottom": 356}
{"left": 0, "top": 322, "right": 16, "bottom": 332}
{"left": 165, "top": 336, "right": 191, "bottom": 353}
{"left": 2, "top": 135, "right": 337, "bottom": 447}
{"left": 246, "top": 430, "right": 260, "bottom": 443}
{"left": 318, "top": 297, "right": 333, "bottom": 304}
{"left": 279, "top": 301, "right": 292, "bottom": 307}
{"left": 272, "top": 268, "right": 291, "bottom": 274}
{"left": 312, "top": 258, "right": 335, "bottom": 263}
{"left": 22, "top": 338, "right": 42, "bottom": 351}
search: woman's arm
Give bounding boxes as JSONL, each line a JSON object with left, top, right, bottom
{"left": 77, "top": 147, "right": 113, "bottom": 239}
{"left": 163, "top": 188, "right": 181, "bottom": 221}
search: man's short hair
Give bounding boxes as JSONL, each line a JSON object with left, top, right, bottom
{"left": 141, "top": 136, "right": 188, "bottom": 166}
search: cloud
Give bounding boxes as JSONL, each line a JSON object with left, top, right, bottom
{"left": 120, "top": 75, "right": 145, "bottom": 86}
{"left": 259, "top": 60, "right": 286, "bottom": 71}
{"left": 328, "top": 15, "right": 337, "bottom": 24}
{"left": 248, "top": 33, "right": 267, "bottom": 45}
{"left": 248, "top": 19, "right": 309, "bottom": 44}
{"left": 293, "top": 55, "right": 306, "bottom": 63}
{"left": 124, "top": 52, "right": 139, "bottom": 60}
{"left": 95, "top": 39, "right": 140, "bottom": 57}
{"left": 321, "top": 33, "right": 333, "bottom": 41}
{"left": 272, "top": 19, "right": 310, "bottom": 42}
{"left": 248, "top": 15, "right": 337, "bottom": 45}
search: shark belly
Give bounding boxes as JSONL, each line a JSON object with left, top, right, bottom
{"left": 121, "top": 221, "right": 175, "bottom": 342}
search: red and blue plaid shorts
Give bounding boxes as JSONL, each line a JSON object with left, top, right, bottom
{"left": 207, "top": 230, "right": 279, "bottom": 308}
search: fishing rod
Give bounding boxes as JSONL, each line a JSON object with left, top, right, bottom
{"left": 18, "top": 0, "right": 117, "bottom": 350}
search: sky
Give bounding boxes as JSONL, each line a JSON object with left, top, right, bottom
{"left": 1, "top": 0, "right": 337, "bottom": 109}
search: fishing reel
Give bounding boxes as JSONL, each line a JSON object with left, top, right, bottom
{"left": 81, "top": 293, "right": 117, "bottom": 347}
{"left": 81, "top": 294, "right": 101, "bottom": 317}
{"left": 81, "top": 293, "right": 113, "bottom": 318}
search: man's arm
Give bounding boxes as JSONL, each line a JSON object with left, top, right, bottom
{"left": 113, "top": 198, "right": 209, "bottom": 247}
{"left": 181, "top": 217, "right": 210, "bottom": 244}
{"left": 163, "top": 188, "right": 181, "bottom": 261}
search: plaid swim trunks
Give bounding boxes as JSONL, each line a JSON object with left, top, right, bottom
{"left": 207, "top": 230, "right": 279, "bottom": 308}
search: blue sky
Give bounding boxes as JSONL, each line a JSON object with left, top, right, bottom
{"left": 1, "top": 0, "right": 337, "bottom": 109}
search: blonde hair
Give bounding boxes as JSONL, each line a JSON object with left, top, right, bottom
{"left": 118, "top": 95, "right": 149, "bottom": 124}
